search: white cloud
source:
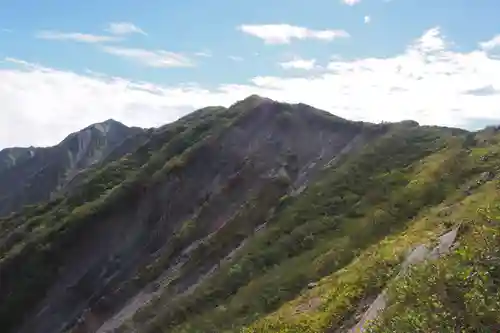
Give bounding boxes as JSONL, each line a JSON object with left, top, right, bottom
{"left": 279, "top": 58, "right": 317, "bottom": 70}
{"left": 106, "top": 22, "right": 147, "bottom": 36}
{"left": 238, "top": 24, "right": 350, "bottom": 44}
{"left": 413, "top": 27, "right": 446, "bottom": 52}
{"left": 228, "top": 55, "right": 244, "bottom": 62}
{"left": 364, "top": 16, "right": 371, "bottom": 24}
{"left": 102, "top": 46, "right": 194, "bottom": 68}
{"left": 342, "top": 0, "right": 361, "bottom": 5}
{"left": 480, "top": 35, "right": 500, "bottom": 51}
{"left": 194, "top": 50, "right": 212, "bottom": 57}
{"left": 0, "top": 59, "right": 223, "bottom": 148}
{"left": 35, "top": 30, "right": 121, "bottom": 43}
{"left": 3, "top": 27, "right": 500, "bottom": 148}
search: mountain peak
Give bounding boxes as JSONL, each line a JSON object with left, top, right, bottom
{"left": 100, "top": 118, "right": 122, "bottom": 126}
{"left": 87, "top": 119, "right": 127, "bottom": 133}
{"left": 231, "top": 94, "right": 274, "bottom": 110}
{"left": 244, "top": 94, "right": 272, "bottom": 102}
{"left": 0, "top": 118, "right": 144, "bottom": 217}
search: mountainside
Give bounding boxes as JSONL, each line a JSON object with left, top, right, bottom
{"left": 1, "top": 96, "right": 500, "bottom": 333}
{"left": 0, "top": 119, "right": 143, "bottom": 217}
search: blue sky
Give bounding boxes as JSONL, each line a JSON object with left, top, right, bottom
{"left": 1, "top": 0, "right": 500, "bottom": 148}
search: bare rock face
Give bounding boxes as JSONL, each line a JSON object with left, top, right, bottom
{"left": 348, "top": 227, "right": 460, "bottom": 333}
{"left": 0, "top": 147, "right": 38, "bottom": 172}
{"left": 0, "top": 119, "right": 143, "bottom": 217}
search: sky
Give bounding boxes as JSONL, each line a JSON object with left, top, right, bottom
{"left": 1, "top": 0, "right": 500, "bottom": 148}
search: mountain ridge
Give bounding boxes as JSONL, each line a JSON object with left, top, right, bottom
{"left": 1, "top": 96, "right": 500, "bottom": 333}
{"left": 0, "top": 119, "right": 143, "bottom": 217}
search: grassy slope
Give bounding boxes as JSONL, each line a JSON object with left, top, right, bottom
{"left": 367, "top": 134, "right": 500, "bottom": 333}
{"left": 234, "top": 129, "right": 500, "bottom": 333}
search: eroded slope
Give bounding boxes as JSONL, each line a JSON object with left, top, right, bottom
{"left": 1, "top": 96, "right": 381, "bottom": 333}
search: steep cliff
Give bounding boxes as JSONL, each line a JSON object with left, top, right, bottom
{"left": 0, "top": 119, "right": 143, "bottom": 217}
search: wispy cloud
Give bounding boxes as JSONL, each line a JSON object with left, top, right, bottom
{"left": 228, "top": 55, "right": 244, "bottom": 62}
{"left": 35, "top": 30, "right": 121, "bottom": 43}
{"left": 106, "top": 22, "right": 147, "bottom": 36}
{"left": 480, "top": 35, "right": 500, "bottom": 51}
{"left": 4, "top": 57, "right": 40, "bottom": 68}
{"left": 364, "top": 16, "right": 371, "bottom": 24}
{"left": 1, "top": 28, "right": 12, "bottom": 33}
{"left": 238, "top": 24, "right": 349, "bottom": 44}
{"left": 342, "top": 0, "right": 361, "bottom": 5}
{"left": 279, "top": 57, "right": 317, "bottom": 70}
{"left": 102, "top": 46, "right": 194, "bottom": 68}
{"left": 194, "top": 50, "right": 213, "bottom": 57}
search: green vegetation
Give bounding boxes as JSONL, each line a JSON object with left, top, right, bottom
{"left": 240, "top": 129, "right": 500, "bottom": 333}
{"left": 112, "top": 125, "right": 473, "bottom": 333}
{"left": 368, "top": 197, "right": 500, "bottom": 332}
{"left": 118, "top": 126, "right": 500, "bottom": 333}
{"left": 2, "top": 98, "right": 500, "bottom": 333}
{"left": 0, "top": 105, "right": 239, "bottom": 332}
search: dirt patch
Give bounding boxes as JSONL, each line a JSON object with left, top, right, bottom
{"left": 294, "top": 297, "right": 322, "bottom": 314}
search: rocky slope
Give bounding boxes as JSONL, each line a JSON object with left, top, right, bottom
{"left": 1, "top": 96, "right": 500, "bottom": 333}
{"left": 0, "top": 119, "right": 143, "bottom": 217}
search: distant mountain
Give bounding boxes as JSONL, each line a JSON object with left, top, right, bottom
{"left": 1, "top": 96, "right": 500, "bottom": 333}
{"left": 0, "top": 119, "right": 143, "bottom": 217}
{"left": 0, "top": 147, "right": 38, "bottom": 173}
